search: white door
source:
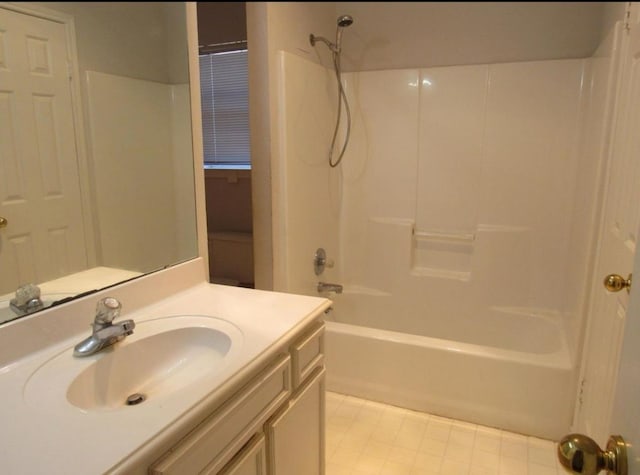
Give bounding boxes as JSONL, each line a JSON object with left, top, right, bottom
{"left": 567, "top": 238, "right": 640, "bottom": 472}
{"left": 576, "top": 14, "right": 635, "bottom": 442}
{"left": 572, "top": 3, "right": 640, "bottom": 471}
{"left": 607, "top": 4, "right": 640, "bottom": 471}
{"left": 609, "top": 242, "right": 640, "bottom": 472}
{"left": 0, "top": 6, "right": 87, "bottom": 295}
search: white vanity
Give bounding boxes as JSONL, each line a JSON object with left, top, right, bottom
{"left": 0, "top": 258, "right": 331, "bottom": 474}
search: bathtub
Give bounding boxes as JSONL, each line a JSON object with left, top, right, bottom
{"left": 325, "top": 304, "right": 576, "bottom": 440}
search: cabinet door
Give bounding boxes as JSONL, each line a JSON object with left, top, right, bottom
{"left": 213, "top": 434, "right": 266, "bottom": 475}
{"left": 266, "top": 368, "right": 325, "bottom": 475}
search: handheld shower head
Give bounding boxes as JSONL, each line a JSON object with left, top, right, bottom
{"left": 310, "top": 14, "right": 354, "bottom": 52}
{"left": 335, "top": 14, "right": 353, "bottom": 53}
{"left": 308, "top": 15, "right": 354, "bottom": 168}
{"left": 337, "top": 15, "right": 354, "bottom": 28}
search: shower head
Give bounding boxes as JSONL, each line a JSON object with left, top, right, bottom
{"left": 335, "top": 14, "right": 353, "bottom": 53}
{"left": 337, "top": 15, "right": 354, "bottom": 28}
{"left": 309, "top": 15, "right": 354, "bottom": 53}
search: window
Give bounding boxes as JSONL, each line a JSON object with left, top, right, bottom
{"left": 199, "top": 49, "right": 250, "bottom": 169}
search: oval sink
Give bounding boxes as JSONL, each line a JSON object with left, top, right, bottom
{"left": 68, "top": 326, "right": 232, "bottom": 410}
{"left": 24, "top": 315, "right": 243, "bottom": 412}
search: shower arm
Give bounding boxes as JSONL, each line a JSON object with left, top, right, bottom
{"left": 309, "top": 34, "right": 338, "bottom": 53}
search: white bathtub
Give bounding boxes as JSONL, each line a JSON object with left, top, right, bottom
{"left": 325, "top": 306, "right": 576, "bottom": 440}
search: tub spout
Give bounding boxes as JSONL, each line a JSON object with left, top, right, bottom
{"left": 318, "top": 282, "right": 343, "bottom": 294}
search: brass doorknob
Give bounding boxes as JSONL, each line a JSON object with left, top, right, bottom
{"left": 557, "top": 434, "right": 627, "bottom": 474}
{"left": 0, "top": 217, "right": 6, "bottom": 228}
{"left": 603, "top": 274, "right": 632, "bottom": 293}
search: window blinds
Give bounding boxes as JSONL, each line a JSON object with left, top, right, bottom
{"left": 199, "top": 50, "right": 250, "bottom": 168}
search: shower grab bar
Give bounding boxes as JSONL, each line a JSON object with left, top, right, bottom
{"left": 413, "top": 229, "right": 475, "bottom": 242}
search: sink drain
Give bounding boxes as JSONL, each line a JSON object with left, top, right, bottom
{"left": 125, "top": 393, "right": 146, "bottom": 406}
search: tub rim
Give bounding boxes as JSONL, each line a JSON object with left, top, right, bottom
{"left": 325, "top": 320, "right": 573, "bottom": 370}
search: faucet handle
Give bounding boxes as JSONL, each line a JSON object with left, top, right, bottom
{"left": 13, "top": 283, "right": 41, "bottom": 305}
{"left": 94, "top": 297, "right": 121, "bottom": 325}
{"left": 9, "top": 283, "right": 44, "bottom": 316}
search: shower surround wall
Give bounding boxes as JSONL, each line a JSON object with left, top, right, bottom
{"left": 339, "top": 59, "right": 590, "bottom": 355}
{"left": 86, "top": 72, "right": 195, "bottom": 273}
{"left": 276, "top": 50, "right": 605, "bottom": 438}
{"left": 274, "top": 52, "right": 341, "bottom": 295}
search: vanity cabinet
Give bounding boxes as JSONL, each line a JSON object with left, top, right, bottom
{"left": 148, "top": 319, "right": 326, "bottom": 475}
{"left": 265, "top": 367, "right": 325, "bottom": 475}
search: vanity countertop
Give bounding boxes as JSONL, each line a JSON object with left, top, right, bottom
{"left": 0, "top": 265, "right": 331, "bottom": 475}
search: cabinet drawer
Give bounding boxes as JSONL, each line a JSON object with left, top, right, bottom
{"left": 211, "top": 433, "right": 266, "bottom": 475}
{"left": 291, "top": 321, "right": 324, "bottom": 388}
{"left": 149, "top": 355, "right": 291, "bottom": 475}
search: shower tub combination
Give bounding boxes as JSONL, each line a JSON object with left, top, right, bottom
{"left": 325, "top": 294, "right": 575, "bottom": 440}
{"left": 277, "top": 12, "right": 589, "bottom": 442}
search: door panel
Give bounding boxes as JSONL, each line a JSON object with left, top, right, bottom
{"left": 609, "top": 6, "right": 640, "bottom": 472}
{"left": 577, "top": 6, "right": 640, "bottom": 464}
{"left": 0, "top": 7, "right": 87, "bottom": 294}
{"left": 610, "top": 236, "right": 640, "bottom": 473}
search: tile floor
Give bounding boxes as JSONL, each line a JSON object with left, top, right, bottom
{"left": 325, "top": 392, "right": 566, "bottom": 475}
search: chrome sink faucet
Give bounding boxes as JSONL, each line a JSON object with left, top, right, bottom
{"left": 73, "top": 297, "right": 135, "bottom": 357}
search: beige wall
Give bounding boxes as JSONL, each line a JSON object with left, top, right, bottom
{"left": 37, "top": 2, "right": 174, "bottom": 82}
{"left": 265, "top": 2, "right": 337, "bottom": 67}
{"left": 247, "top": 2, "right": 272, "bottom": 290}
{"left": 336, "top": 2, "right": 605, "bottom": 72}
{"left": 164, "top": 2, "right": 190, "bottom": 84}
{"left": 601, "top": 2, "right": 627, "bottom": 40}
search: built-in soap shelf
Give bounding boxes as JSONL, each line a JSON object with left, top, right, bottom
{"left": 412, "top": 230, "right": 476, "bottom": 242}
{"left": 411, "top": 227, "right": 475, "bottom": 280}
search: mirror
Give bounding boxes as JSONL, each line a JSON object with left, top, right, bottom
{"left": 0, "top": 2, "right": 198, "bottom": 323}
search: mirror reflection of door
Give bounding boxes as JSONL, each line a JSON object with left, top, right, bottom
{"left": 197, "top": 2, "right": 254, "bottom": 289}
{"left": 0, "top": 7, "right": 87, "bottom": 295}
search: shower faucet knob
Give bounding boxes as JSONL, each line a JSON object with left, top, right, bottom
{"left": 314, "top": 248, "right": 334, "bottom": 275}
